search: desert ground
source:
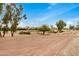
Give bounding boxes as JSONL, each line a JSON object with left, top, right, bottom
{"left": 0, "top": 30, "right": 79, "bottom": 56}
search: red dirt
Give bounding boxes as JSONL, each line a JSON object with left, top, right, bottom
{"left": 0, "top": 31, "right": 78, "bottom": 56}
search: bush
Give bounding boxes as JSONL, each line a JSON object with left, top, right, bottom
{"left": 38, "top": 25, "right": 50, "bottom": 35}
{"left": 29, "top": 27, "right": 38, "bottom": 30}
{"left": 19, "top": 31, "right": 31, "bottom": 35}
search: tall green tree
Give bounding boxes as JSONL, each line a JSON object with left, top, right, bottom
{"left": 0, "top": 3, "right": 3, "bottom": 15}
{"left": 56, "top": 20, "right": 66, "bottom": 32}
{"left": 2, "top": 4, "right": 12, "bottom": 37}
{"left": 10, "top": 4, "right": 27, "bottom": 37}
{"left": 2, "top": 3, "right": 27, "bottom": 37}
{"left": 76, "top": 22, "right": 79, "bottom": 30}
{"left": 0, "top": 3, "right": 3, "bottom": 37}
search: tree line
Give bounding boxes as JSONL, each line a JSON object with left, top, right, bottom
{"left": 0, "top": 3, "right": 79, "bottom": 37}
{"left": 19, "top": 20, "right": 79, "bottom": 35}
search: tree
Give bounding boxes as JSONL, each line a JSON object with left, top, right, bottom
{"left": 1, "top": 3, "right": 27, "bottom": 37}
{"left": 0, "top": 3, "right": 3, "bottom": 37}
{"left": 10, "top": 4, "right": 27, "bottom": 37}
{"left": 2, "top": 4, "right": 12, "bottom": 37}
{"left": 0, "top": 3, "right": 3, "bottom": 15}
{"left": 76, "top": 22, "right": 79, "bottom": 30}
{"left": 0, "top": 22, "right": 2, "bottom": 37}
{"left": 38, "top": 25, "right": 50, "bottom": 35}
{"left": 56, "top": 20, "right": 66, "bottom": 32}
{"left": 69, "top": 25, "right": 74, "bottom": 30}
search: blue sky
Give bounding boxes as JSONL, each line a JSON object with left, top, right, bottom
{"left": 19, "top": 3, "right": 79, "bottom": 27}
{"left": 1, "top": 3, "right": 79, "bottom": 27}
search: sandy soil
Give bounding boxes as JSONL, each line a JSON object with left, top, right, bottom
{"left": 0, "top": 31, "right": 79, "bottom": 56}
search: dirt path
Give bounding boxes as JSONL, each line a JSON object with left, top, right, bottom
{"left": 59, "top": 32, "right": 79, "bottom": 56}
{"left": 0, "top": 31, "right": 78, "bottom": 56}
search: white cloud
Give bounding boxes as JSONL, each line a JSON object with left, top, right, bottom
{"left": 66, "top": 17, "right": 79, "bottom": 28}
{"left": 67, "top": 21, "right": 73, "bottom": 25}
{"left": 66, "top": 21, "right": 74, "bottom": 28}
{"left": 71, "top": 17, "right": 79, "bottom": 22}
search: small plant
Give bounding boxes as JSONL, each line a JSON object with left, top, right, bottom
{"left": 38, "top": 25, "right": 50, "bottom": 35}
{"left": 56, "top": 20, "right": 66, "bottom": 32}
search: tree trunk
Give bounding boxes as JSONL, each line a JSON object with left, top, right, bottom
{"left": 58, "top": 29, "right": 62, "bottom": 33}
{"left": 11, "top": 31, "right": 14, "bottom": 37}
{"left": 3, "top": 30, "right": 5, "bottom": 37}
{"left": 0, "top": 32, "right": 2, "bottom": 37}
{"left": 43, "top": 31, "right": 45, "bottom": 35}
